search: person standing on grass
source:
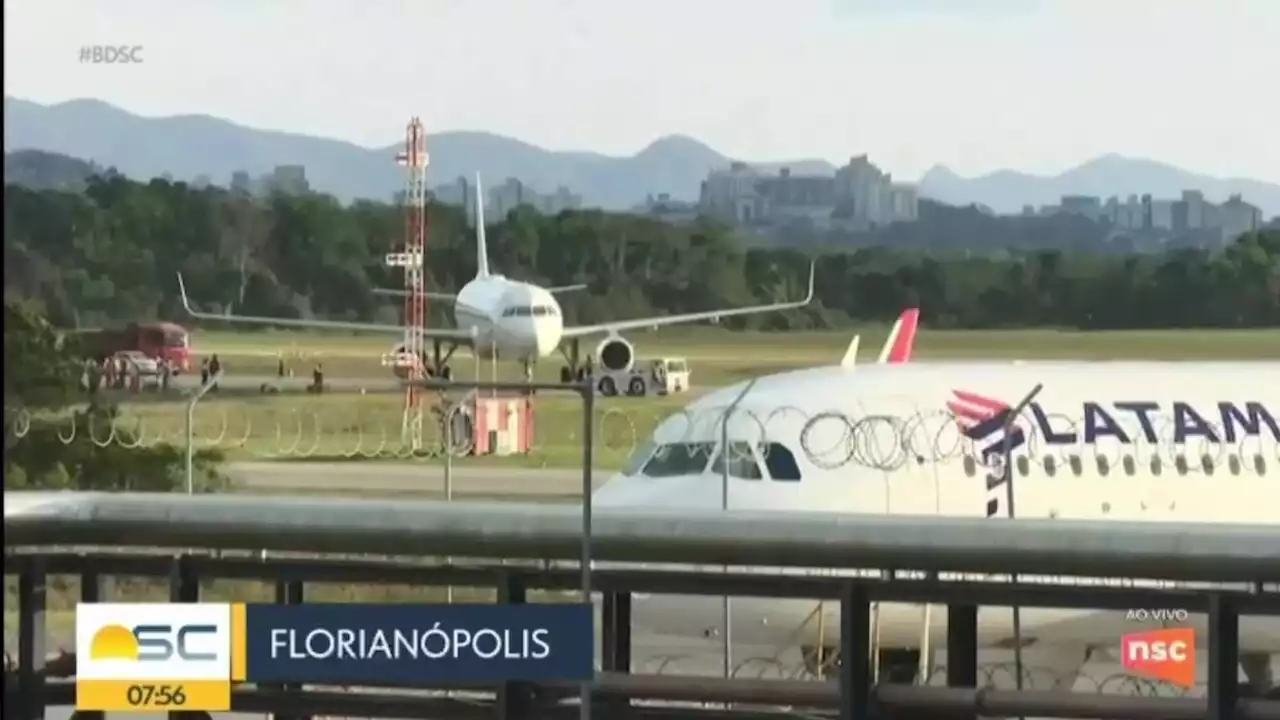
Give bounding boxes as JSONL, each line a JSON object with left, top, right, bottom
{"left": 199, "top": 357, "right": 210, "bottom": 387}
{"left": 209, "top": 354, "right": 222, "bottom": 391}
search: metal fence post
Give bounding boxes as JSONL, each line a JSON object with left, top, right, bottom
{"left": 497, "top": 572, "right": 530, "bottom": 720}
{"left": 16, "top": 556, "right": 47, "bottom": 720}
{"left": 838, "top": 581, "right": 872, "bottom": 720}
{"left": 185, "top": 369, "right": 223, "bottom": 494}
{"left": 273, "top": 580, "right": 307, "bottom": 720}
{"left": 579, "top": 378, "right": 595, "bottom": 720}
{"left": 1207, "top": 593, "right": 1239, "bottom": 720}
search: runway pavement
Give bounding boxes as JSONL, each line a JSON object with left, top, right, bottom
{"left": 228, "top": 461, "right": 603, "bottom": 498}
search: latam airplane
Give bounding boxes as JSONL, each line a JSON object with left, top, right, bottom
{"left": 593, "top": 311, "right": 1280, "bottom": 690}
{"left": 176, "top": 174, "right": 815, "bottom": 389}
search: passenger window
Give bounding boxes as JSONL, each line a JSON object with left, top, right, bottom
{"left": 1254, "top": 454, "right": 1267, "bottom": 475}
{"left": 710, "top": 441, "right": 763, "bottom": 480}
{"left": 621, "top": 440, "right": 655, "bottom": 476}
{"left": 1201, "top": 455, "right": 1214, "bottom": 475}
{"left": 1096, "top": 456, "right": 1110, "bottom": 476}
{"left": 1068, "top": 455, "right": 1083, "bottom": 476}
{"left": 1043, "top": 456, "right": 1057, "bottom": 477}
{"left": 1015, "top": 456, "right": 1029, "bottom": 477}
{"left": 1175, "top": 455, "right": 1188, "bottom": 475}
{"left": 1151, "top": 457, "right": 1162, "bottom": 476}
{"left": 962, "top": 455, "right": 977, "bottom": 477}
{"left": 642, "top": 442, "right": 715, "bottom": 477}
{"left": 758, "top": 443, "right": 802, "bottom": 481}
{"left": 1122, "top": 456, "right": 1136, "bottom": 476}
{"left": 1228, "top": 456, "right": 1241, "bottom": 475}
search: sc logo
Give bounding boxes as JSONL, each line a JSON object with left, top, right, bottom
{"left": 90, "top": 623, "right": 219, "bottom": 662}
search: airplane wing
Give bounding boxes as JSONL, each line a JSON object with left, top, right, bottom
{"left": 547, "top": 283, "right": 588, "bottom": 295}
{"left": 176, "top": 274, "right": 477, "bottom": 343}
{"left": 372, "top": 287, "right": 458, "bottom": 301}
{"left": 559, "top": 262, "right": 816, "bottom": 339}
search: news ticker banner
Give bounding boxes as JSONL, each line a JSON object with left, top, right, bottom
{"left": 76, "top": 602, "right": 594, "bottom": 712}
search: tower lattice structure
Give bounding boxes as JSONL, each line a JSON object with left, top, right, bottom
{"left": 387, "top": 118, "right": 430, "bottom": 447}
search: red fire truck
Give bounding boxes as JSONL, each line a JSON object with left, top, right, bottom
{"left": 74, "top": 322, "right": 192, "bottom": 374}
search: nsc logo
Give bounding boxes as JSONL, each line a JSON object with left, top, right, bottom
{"left": 76, "top": 603, "right": 242, "bottom": 711}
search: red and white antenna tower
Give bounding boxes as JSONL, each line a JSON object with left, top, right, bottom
{"left": 387, "top": 117, "right": 430, "bottom": 447}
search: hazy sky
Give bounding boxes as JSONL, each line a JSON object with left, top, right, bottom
{"left": 6, "top": 0, "right": 1278, "bottom": 182}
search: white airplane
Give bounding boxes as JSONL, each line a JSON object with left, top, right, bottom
{"left": 176, "top": 174, "right": 815, "bottom": 388}
{"left": 593, "top": 309, "right": 1280, "bottom": 690}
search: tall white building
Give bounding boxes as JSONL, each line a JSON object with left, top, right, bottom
{"left": 699, "top": 155, "right": 918, "bottom": 229}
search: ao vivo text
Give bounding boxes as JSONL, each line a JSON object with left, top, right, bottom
{"left": 1125, "top": 608, "right": 1189, "bottom": 622}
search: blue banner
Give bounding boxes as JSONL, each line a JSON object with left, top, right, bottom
{"left": 242, "top": 604, "right": 594, "bottom": 684}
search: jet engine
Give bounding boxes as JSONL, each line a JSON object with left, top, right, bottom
{"left": 595, "top": 336, "right": 634, "bottom": 373}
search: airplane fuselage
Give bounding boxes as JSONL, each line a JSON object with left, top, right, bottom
{"left": 410, "top": 274, "right": 564, "bottom": 362}
{"left": 592, "top": 361, "right": 1280, "bottom": 656}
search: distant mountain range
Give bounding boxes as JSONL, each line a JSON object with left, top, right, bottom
{"left": 6, "top": 96, "right": 1279, "bottom": 216}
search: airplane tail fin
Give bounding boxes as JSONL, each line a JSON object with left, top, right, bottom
{"left": 840, "top": 334, "right": 861, "bottom": 369}
{"left": 474, "top": 173, "right": 490, "bottom": 279}
{"left": 877, "top": 308, "right": 920, "bottom": 364}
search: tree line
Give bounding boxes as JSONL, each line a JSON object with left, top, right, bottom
{"left": 4, "top": 172, "right": 1279, "bottom": 331}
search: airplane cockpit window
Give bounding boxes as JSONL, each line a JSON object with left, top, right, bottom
{"left": 642, "top": 442, "right": 715, "bottom": 477}
{"left": 503, "top": 306, "right": 537, "bottom": 317}
{"left": 710, "top": 441, "right": 763, "bottom": 480}
{"left": 532, "top": 305, "right": 556, "bottom": 317}
{"left": 621, "top": 439, "right": 656, "bottom": 476}
{"left": 760, "top": 442, "right": 802, "bottom": 481}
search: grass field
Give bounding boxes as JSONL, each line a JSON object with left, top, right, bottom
{"left": 192, "top": 326, "right": 1280, "bottom": 382}
{"left": 106, "top": 391, "right": 681, "bottom": 469}
{"left": 41, "top": 326, "right": 1279, "bottom": 469}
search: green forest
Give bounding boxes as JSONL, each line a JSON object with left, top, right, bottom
{"left": 3, "top": 172, "right": 1279, "bottom": 331}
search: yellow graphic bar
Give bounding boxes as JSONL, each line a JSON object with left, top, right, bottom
{"left": 76, "top": 679, "right": 230, "bottom": 711}
{"left": 231, "top": 602, "right": 247, "bottom": 682}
